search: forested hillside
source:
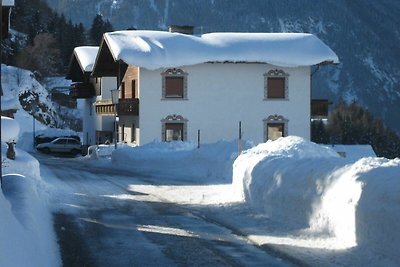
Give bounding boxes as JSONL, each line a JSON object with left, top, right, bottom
{"left": 44, "top": 0, "right": 400, "bottom": 135}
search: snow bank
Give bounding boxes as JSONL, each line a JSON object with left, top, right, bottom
{"left": 233, "top": 136, "right": 342, "bottom": 228}
{"left": 1, "top": 134, "right": 60, "bottom": 266}
{"left": 353, "top": 158, "right": 400, "bottom": 263}
{"left": 111, "top": 140, "right": 248, "bottom": 182}
{"left": 1, "top": 174, "right": 60, "bottom": 267}
{"left": 233, "top": 136, "right": 400, "bottom": 263}
{"left": 103, "top": 30, "right": 339, "bottom": 70}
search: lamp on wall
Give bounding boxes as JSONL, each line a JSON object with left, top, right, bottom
{"left": 111, "top": 89, "right": 119, "bottom": 149}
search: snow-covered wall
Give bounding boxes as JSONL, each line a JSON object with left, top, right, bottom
{"left": 139, "top": 63, "right": 310, "bottom": 145}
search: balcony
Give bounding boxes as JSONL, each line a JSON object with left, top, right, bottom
{"left": 71, "top": 82, "right": 95, "bottom": 99}
{"left": 95, "top": 98, "right": 139, "bottom": 116}
{"left": 95, "top": 99, "right": 115, "bottom": 115}
{"left": 311, "top": 99, "right": 330, "bottom": 119}
{"left": 117, "top": 98, "right": 139, "bottom": 116}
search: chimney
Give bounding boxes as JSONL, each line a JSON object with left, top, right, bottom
{"left": 168, "top": 25, "right": 194, "bottom": 35}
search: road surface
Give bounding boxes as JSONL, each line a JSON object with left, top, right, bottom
{"left": 35, "top": 152, "right": 294, "bottom": 267}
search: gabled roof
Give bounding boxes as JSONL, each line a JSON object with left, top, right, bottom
{"left": 92, "top": 30, "right": 339, "bottom": 73}
{"left": 74, "top": 46, "right": 99, "bottom": 72}
{"left": 66, "top": 46, "right": 98, "bottom": 82}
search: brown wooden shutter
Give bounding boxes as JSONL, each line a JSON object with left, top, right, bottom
{"left": 165, "top": 77, "right": 184, "bottom": 97}
{"left": 268, "top": 78, "right": 285, "bottom": 98}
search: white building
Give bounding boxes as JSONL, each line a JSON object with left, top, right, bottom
{"left": 66, "top": 46, "right": 116, "bottom": 146}
{"left": 82, "top": 29, "right": 338, "bottom": 146}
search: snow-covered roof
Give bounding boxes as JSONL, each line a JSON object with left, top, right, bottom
{"left": 2, "top": 0, "right": 15, "bottom": 6}
{"left": 103, "top": 30, "right": 339, "bottom": 70}
{"left": 73, "top": 46, "right": 99, "bottom": 72}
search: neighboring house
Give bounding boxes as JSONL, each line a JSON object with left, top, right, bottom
{"left": 66, "top": 46, "right": 116, "bottom": 146}
{"left": 83, "top": 28, "right": 338, "bottom": 146}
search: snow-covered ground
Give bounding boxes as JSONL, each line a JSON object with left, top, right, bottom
{"left": 86, "top": 137, "right": 400, "bottom": 266}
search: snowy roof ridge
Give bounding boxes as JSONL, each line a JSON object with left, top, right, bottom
{"left": 103, "top": 30, "right": 339, "bottom": 70}
{"left": 74, "top": 46, "right": 99, "bottom": 72}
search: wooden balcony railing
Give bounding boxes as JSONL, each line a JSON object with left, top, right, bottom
{"left": 95, "top": 98, "right": 139, "bottom": 116}
{"left": 117, "top": 98, "right": 139, "bottom": 116}
{"left": 95, "top": 99, "right": 115, "bottom": 115}
{"left": 71, "top": 82, "right": 95, "bottom": 99}
{"left": 311, "top": 99, "right": 330, "bottom": 119}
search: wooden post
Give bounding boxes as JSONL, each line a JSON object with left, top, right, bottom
{"left": 197, "top": 129, "right": 200, "bottom": 149}
{"left": 238, "top": 121, "right": 242, "bottom": 155}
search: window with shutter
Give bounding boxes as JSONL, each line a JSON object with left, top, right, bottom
{"left": 264, "top": 69, "right": 289, "bottom": 100}
{"left": 161, "top": 68, "right": 188, "bottom": 99}
{"left": 267, "top": 78, "right": 285, "bottom": 98}
{"left": 165, "top": 77, "right": 184, "bottom": 98}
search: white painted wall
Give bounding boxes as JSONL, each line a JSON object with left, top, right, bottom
{"left": 80, "top": 77, "right": 117, "bottom": 145}
{"left": 139, "top": 63, "right": 311, "bottom": 145}
{"left": 79, "top": 98, "right": 95, "bottom": 146}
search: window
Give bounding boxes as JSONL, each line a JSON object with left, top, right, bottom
{"left": 165, "top": 77, "right": 184, "bottom": 98}
{"left": 131, "top": 123, "right": 136, "bottom": 142}
{"left": 53, "top": 139, "right": 67, "bottom": 145}
{"left": 264, "top": 69, "right": 289, "bottom": 100}
{"left": 120, "top": 82, "right": 125, "bottom": 99}
{"left": 161, "top": 114, "right": 188, "bottom": 141}
{"left": 132, "top": 80, "right": 136, "bottom": 98}
{"left": 121, "top": 124, "right": 125, "bottom": 142}
{"left": 267, "top": 123, "right": 284, "bottom": 141}
{"left": 264, "top": 115, "right": 289, "bottom": 141}
{"left": 165, "top": 123, "right": 184, "bottom": 141}
{"left": 161, "top": 68, "right": 188, "bottom": 99}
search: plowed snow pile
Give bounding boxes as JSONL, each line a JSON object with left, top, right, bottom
{"left": 233, "top": 136, "right": 400, "bottom": 263}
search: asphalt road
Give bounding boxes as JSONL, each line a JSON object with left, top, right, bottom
{"left": 35, "top": 152, "right": 293, "bottom": 267}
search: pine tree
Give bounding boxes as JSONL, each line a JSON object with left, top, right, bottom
{"left": 89, "top": 14, "right": 113, "bottom": 45}
{"left": 15, "top": 33, "right": 62, "bottom": 77}
{"left": 323, "top": 101, "right": 400, "bottom": 158}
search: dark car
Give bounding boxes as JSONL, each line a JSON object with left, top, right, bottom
{"left": 36, "top": 137, "right": 82, "bottom": 155}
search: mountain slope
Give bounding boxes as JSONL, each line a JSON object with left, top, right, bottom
{"left": 45, "top": 0, "right": 400, "bottom": 133}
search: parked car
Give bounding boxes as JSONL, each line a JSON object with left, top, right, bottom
{"left": 36, "top": 137, "right": 82, "bottom": 155}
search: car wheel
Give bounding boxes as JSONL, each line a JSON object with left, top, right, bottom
{"left": 43, "top": 147, "right": 50, "bottom": 154}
